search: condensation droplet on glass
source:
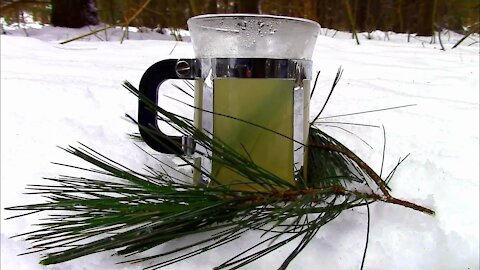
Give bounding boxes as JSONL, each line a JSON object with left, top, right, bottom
{"left": 237, "top": 21, "right": 247, "bottom": 30}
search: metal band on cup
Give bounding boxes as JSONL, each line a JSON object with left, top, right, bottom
{"left": 174, "top": 58, "right": 312, "bottom": 181}
{"left": 176, "top": 58, "right": 312, "bottom": 84}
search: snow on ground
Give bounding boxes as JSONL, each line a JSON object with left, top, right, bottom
{"left": 1, "top": 24, "right": 479, "bottom": 270}
{"left": 1, "top": 21, "right": 190, "bottom": 42}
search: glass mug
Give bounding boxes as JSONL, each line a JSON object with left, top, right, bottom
{"left": 138, "top": 14, "right": 320, "bottom": 190}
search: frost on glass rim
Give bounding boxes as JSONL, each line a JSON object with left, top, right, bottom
{"left": 187, "top": 14, "right": 321, "bottom": 59}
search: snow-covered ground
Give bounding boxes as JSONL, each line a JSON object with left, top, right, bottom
{"left": 1, "top": 24, "right": 479, "bottom": 270}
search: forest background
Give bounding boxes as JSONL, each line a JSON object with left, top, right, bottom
{"left": 1, "top": 0, "right": 479, "bottom": 39}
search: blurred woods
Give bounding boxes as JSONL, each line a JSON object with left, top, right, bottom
{"left": 1, "top": 0, "right": 479, "bottom": 35}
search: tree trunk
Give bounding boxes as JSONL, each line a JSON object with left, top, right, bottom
{"left": 206, "top": 0, "right": 217, "bottom": 14}
{"left": 416, "top": 0, "right": 434, "bottom": 36}
{"left": 303, "top": 0, "right": 317, "bottom": 20}
{"left": 235, "top": 0, "right": 259, "bottom": 13}
{"left": 51, "top": 0, "right": 99, "bottom": 28}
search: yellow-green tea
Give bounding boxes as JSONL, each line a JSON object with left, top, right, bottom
{"left": 211, "top": 78, "right": 295, "bottom": 191}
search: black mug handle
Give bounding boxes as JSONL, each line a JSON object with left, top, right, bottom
{"left": 138, "top": 59, "right": 195, "bottom": 154}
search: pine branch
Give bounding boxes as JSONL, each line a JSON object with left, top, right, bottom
{"left": 6, "top": 73, "right": 435, "bottom": 269}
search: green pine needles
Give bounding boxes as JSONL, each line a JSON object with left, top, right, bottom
{"left": 6, "top": 70, "right": 434, "bottom": 270}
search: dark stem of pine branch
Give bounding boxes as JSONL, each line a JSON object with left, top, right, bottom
{"left": 310, "top": 70, "right": 321, "bottom": 99}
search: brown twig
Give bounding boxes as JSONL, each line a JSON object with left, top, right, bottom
{"left": 120, "top": 0, "right": 152, "bottom": 44}
{"left": 236, "top": 185, "right": 435, "bottom": 216}
{"left": 59, "top": 25, "right": 115, "bottom": 45}
{"left": 343, "top": 0, "right": 360, "bottom": 45}
{"left": 384, "top": 196, "right": 435, "bottom": 215}
{"left": 452, "top": 22, "right": 479, "bottom": 49}
{"left": 59, "top": 0, "right": 152, "bottom": 45}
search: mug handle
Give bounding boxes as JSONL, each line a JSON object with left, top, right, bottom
{"left": 138, "top": 59, "right": 195, "bottom": 154}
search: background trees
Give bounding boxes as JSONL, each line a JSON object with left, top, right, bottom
{"left": 0, "top": 0, "right": 478, "bottom": 35}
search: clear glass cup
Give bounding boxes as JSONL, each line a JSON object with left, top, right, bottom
{"left": 138, "top": 14, "right": 320, "bottom": 190}
{"left": 188, "top": 14, "right": 319, "bottom": 59}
